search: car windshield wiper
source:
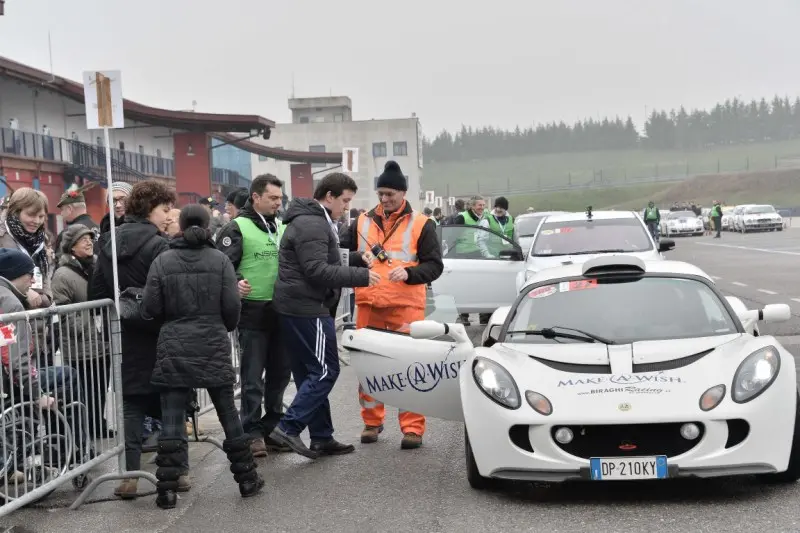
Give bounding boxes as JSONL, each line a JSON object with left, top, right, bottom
{"left": 569, "top": 249, "right": 627, "bottom": 255}
{"left": 505, "top": 326, "right": 615, "bottom": 345}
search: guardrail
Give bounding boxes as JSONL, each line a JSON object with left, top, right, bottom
{"left": 0, "top": 300, "right": 157, "bottom": 516}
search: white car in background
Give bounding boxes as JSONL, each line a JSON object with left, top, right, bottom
{"left": 721, "top": 206, "right": 738, "bottom": 231}
{"left": 734, "top": 205, "right": 783, "bottom": 233}
{"left": 514, "top": 211, "right": 568, "bottom": 257}
{"left": 660, "top": 210, "right": 704, "bottom": 237}
{"left": 514, "top": 210, "right": 675, "bottom": 291}
{"left": 342, "top": 255, "right": 799, "bottom": 490}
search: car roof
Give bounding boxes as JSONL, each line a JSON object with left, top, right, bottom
{"left": 516, "top": 211, "right": 568, "bottom": 220}
{"left": 543, "top": 210, "right": 638, "bottom": 223}
{"left": 520, "top": 257, "right": 712, "bottom": 292}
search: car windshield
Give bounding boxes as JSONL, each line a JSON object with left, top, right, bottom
{"left": 516, "top": 216, "right": 546, "bottom": 237}
{"left": 531, "top": 218, "right": 653, "bottom": 256}
{"left": 745, "top": 205, "right": 776, "bottom": 214}
{"left": 505, "top": 276, "right": 737, "bottom": 344}
{"left": 668, "top": 211, "right": 696, "bottom": 219}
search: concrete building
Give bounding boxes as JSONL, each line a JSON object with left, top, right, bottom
{"left": 251, "top": 96, "right": 424, "bottom": 211}
{"left": 0, "top": 54, "right": 340, "bottom": 230}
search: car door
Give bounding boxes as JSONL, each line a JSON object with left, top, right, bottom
{"left": 434, "top": 224, "right": 524, "bottom": 314}
{"left": 342, "top": 327, "right": 470, "bottom": 421}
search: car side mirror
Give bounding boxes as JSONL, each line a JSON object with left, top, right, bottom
{"left": 499, "top": 248, "right": 523, "bottom": 261}
{"left": 409, "top": 320, "right": 472, "bottom": 344}
{"left": 659, "top": 239, "right": 675, "bottom": 252}
{"left": 761, "top": 303, "right": 791, "bottom": 323}
{"left": 482, "top": 324, "right": 501, "bottom": 347}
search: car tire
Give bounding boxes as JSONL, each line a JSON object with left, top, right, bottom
{"left": 760, "top": 392, "right": 800, "bottom": 484}
{"left": 465, "top": 427, "right": 493, "bottom": 490}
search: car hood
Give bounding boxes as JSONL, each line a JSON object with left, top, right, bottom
{"left": 524, "top": 249, "right": 660, "bottom": 272}
{"left": 497, "top": 333, "right": 742, "bottom": 366}
{"left": 743, "top": 213, "right": 781, "bottom": 219}
{"left": 483, "top": 333, "right": 783, "bottom": 415}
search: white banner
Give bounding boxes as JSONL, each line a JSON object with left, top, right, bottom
{"left": 434, "top": 196, "right": 443, "bottom": 208}
{"left": 425, "top": 190, "right": 435, "bottom": 204}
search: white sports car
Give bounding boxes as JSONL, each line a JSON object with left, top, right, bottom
{"left": 660, "top": 210, "right": 704, "bottom": 237}
{"left": 515, "top": 209, "right": 675, "bottom": 292}
{"left": 342, "top": 255, "right": 799, "bottom": 490}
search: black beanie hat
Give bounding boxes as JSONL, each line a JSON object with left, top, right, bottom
{"left": 0, "top": 248, "right": 35, "bottom": 281}
{"left": 376, "top": 161, "right": 407, "bottom": 191}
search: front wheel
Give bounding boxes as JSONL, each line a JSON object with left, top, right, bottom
{"left": 465, "top": 427, "right": 493, "bottom": 490}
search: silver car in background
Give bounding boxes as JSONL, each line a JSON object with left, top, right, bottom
{"left": 514, "top": 211, "right": 568, "bottom": 257}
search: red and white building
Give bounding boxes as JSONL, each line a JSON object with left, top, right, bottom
{"left": 0, "top": 54, "right": 340, "bottom": 231}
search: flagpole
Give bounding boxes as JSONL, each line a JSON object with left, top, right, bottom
{"left": 103, "top": 126, "right": 121, "bottom": 315}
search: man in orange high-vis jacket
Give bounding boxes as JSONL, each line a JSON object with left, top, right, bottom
{"left": 343, "top": 160, "right": 443, "bottom": 449}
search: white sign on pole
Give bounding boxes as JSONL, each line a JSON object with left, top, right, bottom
{"left": 342, "top": 147, "right": 359, "bottom": 173}
{"left": 84, "top": 69, "right": 124, "bottom": 317}
{"left": 82, "top": 71, "right": 125, "bottom": 130}
{"left": 448, "top": 196, "right": 455, "bottom": 206}
{"left": 434, "top": 196, "right": 443, "bottom": 208}
{"left": 425, "top": 190, "right": 435, "bottom": 204}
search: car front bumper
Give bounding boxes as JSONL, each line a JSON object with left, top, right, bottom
{"left": 462, "top": 367, "right": 796, "bottom": 482}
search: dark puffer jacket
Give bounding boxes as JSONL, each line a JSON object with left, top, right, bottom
{"left": 88, "top": 217, "right": 168, "bottom": 397}
{"left": 142, "top": 232, "right": 241, "bottom": 389}
{"left": 273, "top": 198, "right": 370, "bottom": 318}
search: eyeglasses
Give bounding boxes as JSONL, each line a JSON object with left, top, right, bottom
{"left": 113, "top": 197, "right": 126, "bottom": 205}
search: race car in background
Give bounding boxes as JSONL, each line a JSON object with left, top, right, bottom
{"left": 514, "top": 209, "right": 675, "bottom": 291}
{"left": 342, "top": 255, "right": 799, "bottom": 490}
{"left": 721, "top": 206, "right": 738, "bottom": 231}
{"left": 514, "top": 211, "right": 568, "bottom": 257}
{"left": 733, "top": 204, "right": 783, "bottom": 233}
{"left": 659, "top": 210, "right": 704, "bottom": 237}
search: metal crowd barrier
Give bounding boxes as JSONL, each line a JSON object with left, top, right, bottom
{"left": 0, "top": 299, "right": 157, "bottom": 517}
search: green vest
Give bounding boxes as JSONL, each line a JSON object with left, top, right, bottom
{"left": 711, "top": 205, "right": 721, "bottom": 217}
{"left": 454, "top": 210, "right": 482, "bottom": 254}
{"left": 235, "top": 217, "right": 284, "bottom": 301}
{"left": 487, "top": 213, "right": 514, "bottom": 240}
{"left": 645, "top": 207, "right": 658, "bottom": 221}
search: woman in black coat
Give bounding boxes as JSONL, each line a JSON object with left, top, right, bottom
{"left": 142, "top": 204, "right": 264, "bottom": 509}
{"left": 88, "top": 181, "right": 187, "bottom": 499}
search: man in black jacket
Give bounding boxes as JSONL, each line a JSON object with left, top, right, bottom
{"left": 216, "top": 175, "right": 291, "bottom": 457}
{"left": 269, "top": 173, "right": 379, "bottom": 459}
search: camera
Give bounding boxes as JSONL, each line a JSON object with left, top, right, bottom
{"left": 371, "top": 243, "right": 389, "bottom": 263}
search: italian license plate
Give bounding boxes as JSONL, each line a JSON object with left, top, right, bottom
{"left": 589, "top": 456, "right": 668, "bottom": 480}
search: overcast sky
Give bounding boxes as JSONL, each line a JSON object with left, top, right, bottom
{"left": 2, "top": 0, "right": 800, "bottom": 136}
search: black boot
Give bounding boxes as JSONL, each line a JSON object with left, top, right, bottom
{"left": 224, "top": 435, "right": 265, "bottom": 498}
{"left": 155, "top": 437, "right": 186, "bottom": 509}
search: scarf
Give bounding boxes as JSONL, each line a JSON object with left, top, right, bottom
{"left": 6, "top": 214, "right": 48, "bottom": 278}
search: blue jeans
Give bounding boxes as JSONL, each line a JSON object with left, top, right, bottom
{"left": 40, "top": 365, "right": 81, "bottom": 403}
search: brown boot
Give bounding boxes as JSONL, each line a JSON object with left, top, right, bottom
{"left": 360, "top": 425, "right": 384, "bottom": 444}
{"left": 401, "top": 433, "right": 423, "bottom": 450}
{"left": 250, "top": 438, "right": 268, "bottom": 458}
{"left": 177, "top": 474, "right": 191, "bottom": 492}
{"left": 114, "top": 478, "right": 139, "bottom": 499}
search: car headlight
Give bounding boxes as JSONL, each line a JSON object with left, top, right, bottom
{"left": 472, "top": 357, "right": 521, "bottom": 409}
{"left": 732, "top": 346, "right": 781, "bottom": 403}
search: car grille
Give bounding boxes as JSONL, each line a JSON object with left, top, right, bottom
{"left": 531, "top": 348, "right": 713, "bottom": 374}
{"left": 552, "top": 422, "right": 704, "bottom": 459}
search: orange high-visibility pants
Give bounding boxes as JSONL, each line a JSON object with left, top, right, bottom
{"left": 356, "top": 305, "right": 426, "bottom": 436}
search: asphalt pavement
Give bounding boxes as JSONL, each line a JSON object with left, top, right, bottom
{"left": 7, "top": 227, "right": 800, "bottom": 533}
